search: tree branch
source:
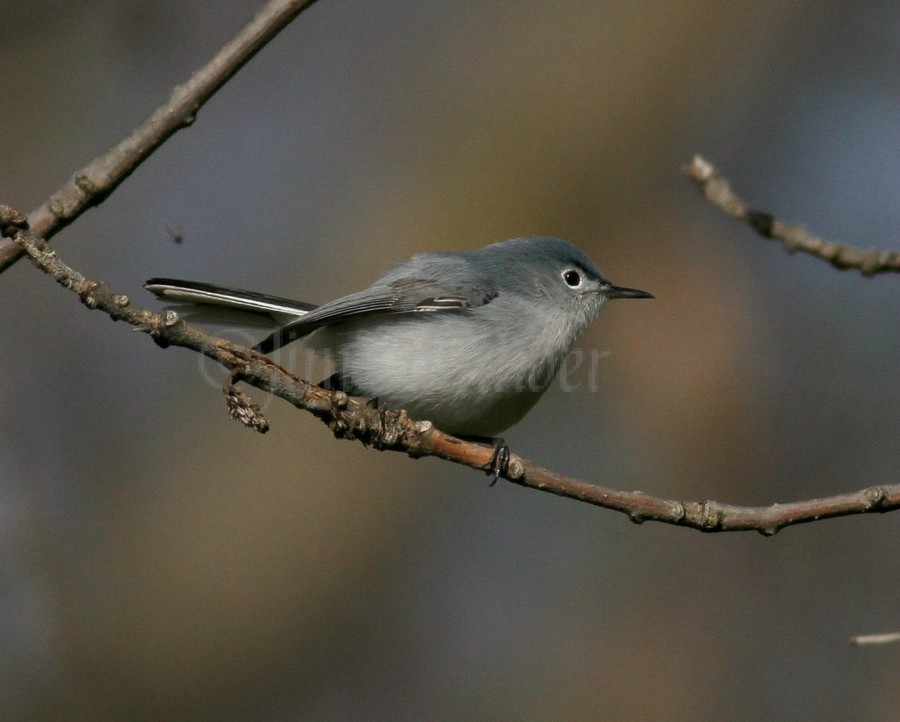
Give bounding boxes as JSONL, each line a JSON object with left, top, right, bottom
{"left": 4, "top": 205, "right": 898, "bottom": 536}
{"left": 683, "top": 155, "right": 900, "bottom": 276}
{"left": 850, "top": 632, "right": 900, "bottom": 647}
{"left": 0, "top": 0, "right": 320, "bottom": 275}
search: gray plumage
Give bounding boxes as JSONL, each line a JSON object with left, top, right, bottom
{"left": 145, "top": 236, "right": 652, "bottom": 436}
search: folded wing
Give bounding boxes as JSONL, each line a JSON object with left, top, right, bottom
{"left": 256, "top": 276, "right": 499, "bottom": 352}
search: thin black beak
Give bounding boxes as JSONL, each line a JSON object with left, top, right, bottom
{"left": 604, "top": 284, "right": 654, "bottom": 300}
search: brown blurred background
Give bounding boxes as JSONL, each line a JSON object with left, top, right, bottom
{"left": 1, "top": 1, "right": 899, "bottom": 719}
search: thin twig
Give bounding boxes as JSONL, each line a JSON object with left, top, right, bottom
{"left": 4, "top": 205, "right": 898, "bottom": 536}
{"left": 850, "top": 632, "right": 900, "bottom": 647}
{"left": 0, "top": 0, "right": 320, "bottom": 274}
{"left": 683, "top": 155, "right": 900, "bottom": 276}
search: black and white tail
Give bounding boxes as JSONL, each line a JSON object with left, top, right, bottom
{"left": 144, "top": 278, "right": 317, "bottom": 327}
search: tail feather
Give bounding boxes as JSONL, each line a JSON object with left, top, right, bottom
{"left": 144, "top": 278, "right": 317, "bottom": 320}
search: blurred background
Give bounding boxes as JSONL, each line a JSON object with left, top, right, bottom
{"left": 2, "top": 0, "right": 899, "bottom": 719}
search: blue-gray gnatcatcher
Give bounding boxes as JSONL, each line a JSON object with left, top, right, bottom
{"left": 146, "top": 236, "right": 652, "bottom": 453}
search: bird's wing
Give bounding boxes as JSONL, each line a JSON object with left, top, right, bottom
{"left": 255, "top": 276, "right": 499, "bottom": 352}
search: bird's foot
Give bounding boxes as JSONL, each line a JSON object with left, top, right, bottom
{"left": 461, "top": 435, "right": 510, "bottom": 485}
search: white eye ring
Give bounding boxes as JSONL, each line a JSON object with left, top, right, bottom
{"left": 562, "top": 269, "right": 582, "bottom": 288}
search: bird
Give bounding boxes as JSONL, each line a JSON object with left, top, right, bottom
{"left": 146, "top": 236, "right": 652, "bottom": 473}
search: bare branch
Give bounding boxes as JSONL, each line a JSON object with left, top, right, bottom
{"left": 0, "top": 0, "right": 320, "bottom": 275}
{"left": 224, "top": 376, "right": 271, "bottom": 433}
{"left": 850, "top": 632, "right": 900, "bottom": 647}
{"left": 4, "top": 205, "right": 898, "bottom": 536}
{"left": 683, "top": 155, "right": 900, "bottom": 276}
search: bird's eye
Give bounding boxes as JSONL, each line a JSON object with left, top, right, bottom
{"left": 562, "top": 269, "right": 582, "bottom": 287}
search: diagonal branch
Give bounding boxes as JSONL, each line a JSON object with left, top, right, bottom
{"left": 684, "top": 155, "right": 900, "bottom": 276}
{"left": 3, "top": 205, "right": 898, "bottom": 536}
{"left": 0, "top": 0, "right": 321, "bottom": 275}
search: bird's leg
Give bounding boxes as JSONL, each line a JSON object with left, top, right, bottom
{"left": 461, "top": 435, "right": 510, "bottom": 485}
{"left": 363, "top": 396, "right": 390, "bottom": 435}
{"left": 318, "top": 374, "right": 385, "bottom": 429}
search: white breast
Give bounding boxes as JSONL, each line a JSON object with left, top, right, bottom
{"left": 307, "top": 297, "right": 594, "bottom": 436}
